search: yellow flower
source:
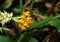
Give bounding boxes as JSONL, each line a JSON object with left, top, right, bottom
{"left": 17, "top": 19, "right": 24, "bottom": 23}
{"left": 21, "top": 26, "right": 26, "bottom": 30}
{"left": 21, "top": 11, "right": 30, "bottom": 19}
{"left": 25, "top": 17, "right": 32, "bottom": 25}
{"left": 17, "top": 11, "right": 32, "bottom": 30}
{"left": 24, "top": 22, "right": 29, "bottom": 27}
{"left": 22, "top": 11, "right": 30, "bottom": 16}
{"left": 18, "top": 24, "right": 26, "bottom": 30}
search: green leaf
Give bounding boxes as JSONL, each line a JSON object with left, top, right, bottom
{"left": 28, "top": 37, "right": 38, "bottom": 42}
{"left": 13, "top": 7, "right": 20, "bottom": 13}
{"left": 27, "top": 17, "right": 51, "bottom": 30}
{"left": 49, "top": 19, "right": 60, "bottom": 32}
{"left": 19, "top": 0, "right": 23, "bottom": 14}
{"left": 0, "top": 35, "right": 14, "bottom": 42}
{"left": 35, "top": 0, "right": 46, "bottom": 2}
{"left": 27, "top": 14, "right": 60, "bottom": 30}
{"left": 3, "top": 28, "right": 11, "bottom": 31}
{"left": 17, "top": 33, "right": 38, "bottom": 42}
{"left": 30, "top": 0, "right": 35, "bottom": 14}
{"left": 0, "top": 28, "right": 3, "bottom": 32}
{"left": 17, "top": 33, "right": 26, "bottom": 42}
{"left": 0, "top": 0, "right": 12, "bottom": 10}
{"left": 0, "top": 27, "right": 11, "bottom": 32}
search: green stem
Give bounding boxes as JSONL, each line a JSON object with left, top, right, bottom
{"left": 30, "top": 0, "right": 35, "bottom": 14}
{"left": 19, "top": 0, "right": 23, "bottom": 15}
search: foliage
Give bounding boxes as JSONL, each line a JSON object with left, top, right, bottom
{"left": 0, "top": 35, "right": 14, "bottom": 42}
{"left": 0, "top": 0, "right": 60, "bottom": 42}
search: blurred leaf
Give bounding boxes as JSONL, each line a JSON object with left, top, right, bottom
{"left": 28, "top": 37, "right": 38, "bottom": 42}
{"left": 0, "top": 28, "right": 3, "bottom": 32}
{"left": 35, "top": 0, "right": 46, "bottom": 2}
{"left": 0, "top": 35, "right": 14, "bottom": 42}
{"left": 24, "top": 0, "right": 32, "bottom": 7}
{"left": 0, "top": 27, "right": 11, "bottom": 32}
{"left": 0, "top": 0, "right": 13, "bottom": 10}
{"left": 49, "top": 19, "right": 60, "bottom": 32}
{"left": 17, "top": 33, "right": 38, "bottom": 42}
{"left": 19, "top": 0, "right": 23, "bottom": 14}
{"left": 3, "top": 28, "right": 11, "bottom": 31}
{"left": 27, "top": 14, "right": 60, "bottom": 30}
{"left": 17, "top": 33, "right": 26, "bottom": 42}
{"left": 27, "top": 17, "right": 52, "bottom": 30}
{"left": 42, "top": 35, "right": 50, "bottom": 42}
{"left": 13, "top": 7, "right": 20, "bottom": 13}
{"left": 30, "top": 0, "right": 35, "bottom": 14}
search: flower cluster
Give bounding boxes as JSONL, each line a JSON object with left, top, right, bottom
{"left": 0, "top": 11, "right": 13, "bottom": 25}
{"left": 17, "top": 11, "right": 32, "bottom": 30}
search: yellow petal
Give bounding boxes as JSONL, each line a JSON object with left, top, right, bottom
{"left": 23, "top": 11, "right": 30, "bottom": 17}
{"left": 21, "top": 26, "right": 26, "bottom": 30}
{"left": 24, "top": 22, "right": 29, "bottom": 27}
{"left": 26, "top": 17, "right": 32, "bottom": 21}
{"left": 20, "top": 15, "right": 26, "bottom": 19}
{"left": 17, "top": 19, "right": 24, "bottom": 23}
{"left": 26, "top": 11, "right": 30, "bottom": 14}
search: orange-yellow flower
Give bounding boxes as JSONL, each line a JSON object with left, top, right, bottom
{"left": 17, "top": 11, "right": 32, "bottom": 30}
{"left": 17, "top": 19, "right": 24, "bottom": 23}
{"left": 18, "top": 23, "right": 27, "bottom": 30}
{"left": 22, "top": 11, "right": 30, "bottom": 17}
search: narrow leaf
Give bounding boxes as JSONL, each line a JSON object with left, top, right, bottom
{"left": 28, "top": 37, "right": 38, "bottom": 42}
{"left": 27, "top": 14, "right": 60, "bottom": 30}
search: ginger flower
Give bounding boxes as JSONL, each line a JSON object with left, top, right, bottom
{"left": 17, "top": 11, "right": 32, "bottom": 30}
